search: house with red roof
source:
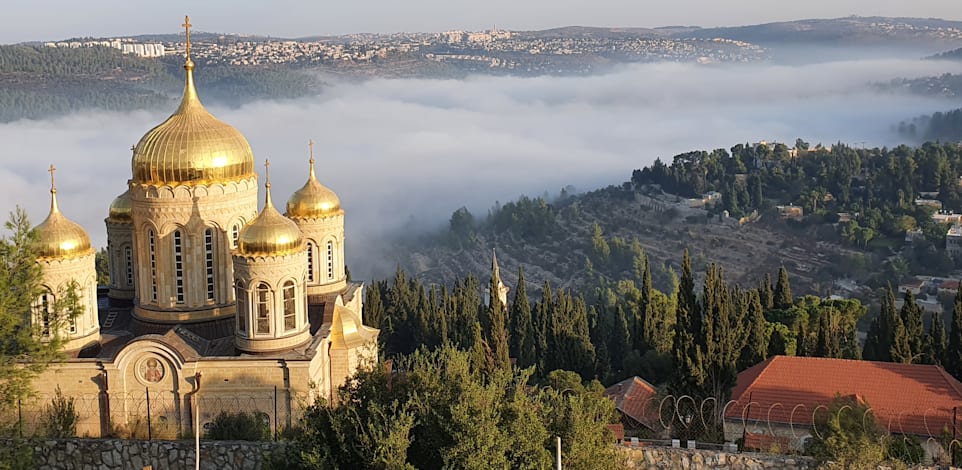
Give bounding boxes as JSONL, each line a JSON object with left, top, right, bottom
{"left": 605, "top": 376, "right": 662, "bottom": 436}
{"left": 724, "top": 356, "right": 962, "bottom": 460}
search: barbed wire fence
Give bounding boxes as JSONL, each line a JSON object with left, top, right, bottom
{"left": 618, "top": 394, "right": 962, "bottom": 465}
{"left": 1, "top": 389, "right": 315, "bottom": 441}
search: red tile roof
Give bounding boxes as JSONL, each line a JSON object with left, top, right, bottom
{"left": 605, "top": 376, "right": 660, "bottom": 431}
{"left": 743, "top": 432, "right": 793, "bottom": 452}
{"left": 725, "top": 356, "right": 962, "bottom": 437}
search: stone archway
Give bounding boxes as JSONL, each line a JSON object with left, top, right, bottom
{"left": 111, "top": 340, "right": 186, "bottom": 439}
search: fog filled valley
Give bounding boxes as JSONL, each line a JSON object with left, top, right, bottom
{"left": 2, "top": 53, "right": 962, "bottom": 280}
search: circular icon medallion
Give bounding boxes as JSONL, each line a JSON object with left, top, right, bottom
{"left": 139, "top": 357, "right": 165, "bottom": 384}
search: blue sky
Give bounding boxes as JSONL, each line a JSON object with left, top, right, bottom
{"left": 2, "top": 0, "right": 960, "bottom": 43}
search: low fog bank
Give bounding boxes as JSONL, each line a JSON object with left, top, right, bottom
{"left": 2, "top": 56, "right": 962, "bottom": 280}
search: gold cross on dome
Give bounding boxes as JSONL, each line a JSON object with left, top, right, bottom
{"left": 48, "top": 164, "right": 56, "bottom": 190}
{"left": 264, "top": 159, "right": 271, "bottom": 184}
{"left": 182, "top": 15, "right": 192, "bottom": 58}
{"left": 308, "top": 139, "right": 315, "bottom": 163}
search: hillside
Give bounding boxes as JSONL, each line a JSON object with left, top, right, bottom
{"left": 0, "top": 45, "right": 322, "bottom": 122}
{"left": 679, "top": 16, "right": 962, "bottom": 47}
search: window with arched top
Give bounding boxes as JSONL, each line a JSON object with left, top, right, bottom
{"left": 236, "top": 280, "right": 247, "bottom": 334}
{"left": 231, "top": 224, "right": 240, "bottom": 248}
{"left": 306, "top": 242, "right": 314, "bottom": 283}
{"left": 326, "top": 240, "right": 334, "bottom": 280}
{"left": 148, "top": 230, "right": 157, "bottom": 301}
{"left": 124, "top": 246, "right": 133, "bottom": 286}
{"left": 255, "top": 282, "right": 271, "bottom": 335}
{"left": 205, "top": 228, "right": 215, "bottom": 302}
{"left": 283, "top": 281, "right": 296, "bottom": 332}
{"left": 173, "top": 230, "right": 184, "bottom": 304}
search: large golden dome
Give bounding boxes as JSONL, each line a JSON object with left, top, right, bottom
{"left": 108, "top": 189, "right": 132, "bottom": 222}
{"left": 131, "top": 51, "right": 254, "bottom": 186}
{"left": 286, "top": 144, "right": 342, "bottom": 219}
{"left": 238, "top": 165, "right": 303, "bottom": 257}
{"left": 35, "top": 167, "right": 92, "bottom": 260}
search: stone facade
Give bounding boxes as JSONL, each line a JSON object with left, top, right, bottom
{"left": 293, "top": 213, "right": 347, "bottom": 296}
{"left": 37, "top": 250, "right": 100, "bottom": 352}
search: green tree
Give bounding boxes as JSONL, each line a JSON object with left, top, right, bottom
{"left": 899, "top": 291, "right": 925, "bottom": 363}
{"left": 805, "top": 395, "right": 889, "bottom": 469}
{"left": 925, "top": 311, "right": 948, "bottom": 366}
{"left": 0, "top": 209, "right": 80, "bottom": 415}
{"left": 737, "top": 290, "right": 768, "bottom": 369}
{"left": 773, "top": 266, "right": 793, "bottom": 310}
{"left": 510, "top": 267, "right": 534, "bottom": 368}
{"left": 946, "top": 288, "right": 962, "bottom": 380}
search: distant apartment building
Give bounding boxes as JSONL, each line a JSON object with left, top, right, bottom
{"left": 932, "top": 212, "right": 962, "bottom": 225}
{"left": 777, "top": 205, "right": 804, "bottom": 220}
{"left": 915, "top": 198, "right": 943, "bottom": 210}
{"left": 947, "top": 224, "right": 962, "bottom": 255}
{"left": 44, "top": 39, "right": 165, "bottom": 58}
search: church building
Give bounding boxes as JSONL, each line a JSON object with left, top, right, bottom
{"left": 25, "top": 17, "right": 378, "bottom": 438}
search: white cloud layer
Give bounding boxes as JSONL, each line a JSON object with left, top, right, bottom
{"left": 2, "top": 57, "right": 961, "bottom": 279}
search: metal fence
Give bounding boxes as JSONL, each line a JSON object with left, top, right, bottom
{"left": 2, "top": 389, "right": 314, "bottom": 441}
{"left": 618, "top": 394, "right": 961, "bottom": 465}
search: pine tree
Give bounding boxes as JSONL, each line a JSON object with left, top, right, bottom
{"left": 773, "top": 266, "right": 793, "bottom": 310}
{"left": 510, "top": 267, "right": 534, "bottom": 368}
{"left": 945, "top": 289, "right": 962, "bottom": 380}
{"left": 899, "top": 291, "right": 925, "bottom": 362}
{"left": 738, "top": 289, "right": 768, "bottom": 369}
{"left": 926, "top": 311, "right": 948, "bottom": 366}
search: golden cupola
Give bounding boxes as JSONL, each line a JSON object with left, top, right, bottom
{"left": 237, "top": 161, "right": 304, "bottom": 256}
{"left": 35, "top": 165, "right": 93, "bottom": 259}
{"left": 107, "top": 189, "right": 132, "bottom": 222}
{"left": 286, "top": 140, "right": 342, "bottom": 218}
{"left": 131, "top": 16, "right": 254, "bottom": 186}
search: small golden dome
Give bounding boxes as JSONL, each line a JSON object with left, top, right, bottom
{"left": 237, "top": 162, "right": 303, "bottom": 256}
{"left": 131, "top": 22, "right": 254, "bottom": 186}
{"left": 108, "top": 189, "right": 132, "bottom": 222}
{"left": 35, "top": 165, "right": 92, "bottom": 259}
{"left": 286, "top": 141, "right": 342, "bottom": 218}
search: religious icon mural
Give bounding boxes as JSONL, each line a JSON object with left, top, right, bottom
{"left": 140, "top": 357, "right": 165, "bottom": 383}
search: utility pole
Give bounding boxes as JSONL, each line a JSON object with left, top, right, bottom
{"left": 556, "top": 436, "right": 562, "bottom": 470}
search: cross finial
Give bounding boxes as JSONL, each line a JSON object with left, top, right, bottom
{"left": 308, "top": 139, "right": 315, "bottom": 164}
{"left": 48, "top": 164, "right": 57, "bottom": 192}
{"left": 182, "top": 15, "right": 193, "bottom": 59}
{"left": 264, "top": 159, "right": 271, "bottom": 186}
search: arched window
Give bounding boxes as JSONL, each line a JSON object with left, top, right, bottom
{"left": 306, "top": 242, "right": 314, "bottom": 283}
{"left": 148, "top": 230, "right": 157, "bottom": 301}
{"left": 33, "top": 289, "right": 55, "bottom": 337}
{"left": 255, "top": 283, "right": 271, "bottom": 335}
{"left": 231, "top": 223, "right": 240, "bottom": 248}
{"left": 124, "top": 246, "right": 133, "bottom": 286}
{"left": 173, "top": 230, "right": 184, "bottom": 304}
{"left": 235, "top": 280, "right": 247, "bottom": 334}
{"left": 283, "top": 281, "right": 296, "bottom": 332}
{"left": 205, "top": 228, "right": 215, "bottom": 302}
{"left": 326, "top": 240, "right": 334, "bottom": 280}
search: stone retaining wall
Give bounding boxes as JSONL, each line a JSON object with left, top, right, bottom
{"left": 13, "top": 438, "right": 285, "bottom": 470}
{"left": 620, "top": 447, "right": 820, "bottom": 469}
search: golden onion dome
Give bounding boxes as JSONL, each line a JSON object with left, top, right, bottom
{"left": 35, "top": 165, "right": 92, "bottom": 260}
{"left": 107, "top": 189, "right": 132, "bottom": 222}
{"left": 286, "top": 141, "right": 342, "bottom": 218}
{"left": 237, "top": 162, "right": 303, "bottom": 256}
{"left": 130, "top": 20, "right": 254, "bottom": 186}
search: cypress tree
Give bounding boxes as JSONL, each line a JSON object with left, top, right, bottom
{"left": 945, "top": 288, "right": 962, "bottom": 380}
{"left": 363, "top": 281, "right": 385, "bottom": 329}
{"left": 640, "top": 255, "right": 654, "bottom": 351}
{"left": 738, "top": 289, "right": 768, "bottom": 369}
{"left": 773, "top": 266, "right": 793, "bottom": 310}
{"left": 926, "top": 311, "right": 948, "bottom": 366}
{"left": 487, "top": 254, "right": 511, "bottom": 370}
{"left": 767, "top": 326, "right": 789, "bottom": 356}
{"left": 815, "top": 309, "right": 841, "bottom": 358}
{"left": 900, "top": 291, "right": 925, "bottom": 362}
{"left": 875, "top": 285, "right": 901, "bottom": 362}
{"left": 862, "top": 315, "right": 882, "bottom": 361}
{"left": 759, "top": 274, "right": 774, "bottom": 310}
{"left": 611, "top": 305, "right": 631, "bottom": 373}
{"left": 533, "top": 281, "right": 553, "bottom": 375}
{"left": 669, "top": 250, "right": 704, "bottom": 399}
{"left": 510, "top": 267, "right": 534, "bottom": 368}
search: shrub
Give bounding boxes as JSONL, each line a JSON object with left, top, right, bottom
{"left": 38, "top": 387, "right": 77, "bottom": 438}
{"left": 204, "top": 411, "right": 272, "bottom": 441}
